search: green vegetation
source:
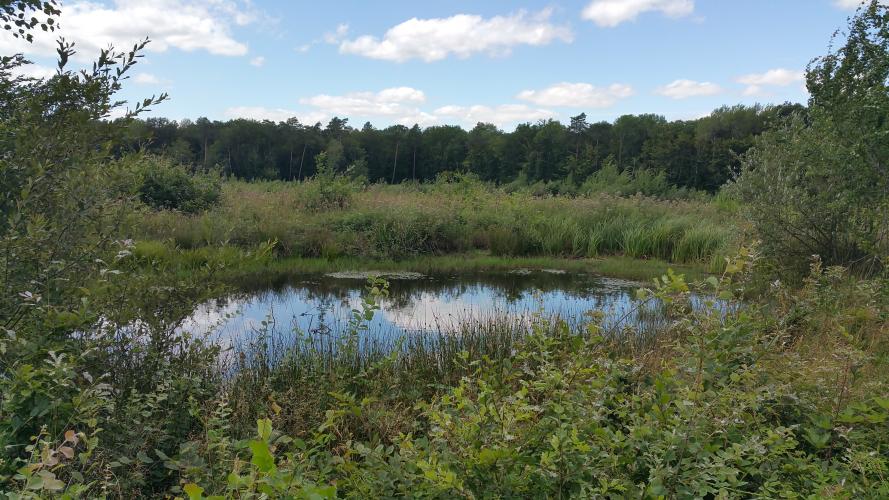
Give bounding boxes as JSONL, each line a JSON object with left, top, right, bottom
{"left": 2, "top": 2, "right": 889, "bottom": 498}
{"left": 119, "top": 99, "right": 796, "bottom": 194}
{"left": 133, "top": 177, "right": 735, "bottom": 271}
{"left": 137, "top": 156, "right": 222, "bottom": 213}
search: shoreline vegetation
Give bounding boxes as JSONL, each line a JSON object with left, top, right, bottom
{"left": 131, "top": 179, "right": 734, "bottom": 284}
{"left": 2, "top": 2, "right": 889, "bottom": 497}
{"left": 140, "top": 246, "right": 715, "bottom": 284}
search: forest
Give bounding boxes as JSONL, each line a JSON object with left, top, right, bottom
{"left": 1, "top": 1, "right": 888, "bottom": 498}
{"left": 122, "top": 103, "right": 802, "bottom": 192}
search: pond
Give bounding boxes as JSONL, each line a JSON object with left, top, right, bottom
{"left": 180, "top": 269, "right": 670, "bottom": 351}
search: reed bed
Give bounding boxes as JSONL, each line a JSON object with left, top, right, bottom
{"left": 134, "top": 180, "right": 737, "bottom": 266}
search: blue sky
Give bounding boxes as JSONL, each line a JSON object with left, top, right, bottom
{"left": 1, "top": 0, "right": 871, "bottom": 128}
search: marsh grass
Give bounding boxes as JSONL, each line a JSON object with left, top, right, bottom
{"left": 133, "top": 240, "right": 714, "bottom": 283}
{"left": 134, "top": 180, "right": 736, "bottom": 265}
{"left": 220, "top": 296, "right": 670, "bottom": 441}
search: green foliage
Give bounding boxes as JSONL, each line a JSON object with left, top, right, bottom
{"left": 137, "top": 179, "right": 735, "bottom": 263}
{"left": 300, "top": 151, "right": 355, "bottom": 212}
{"left": 1, "top": 1, "right": 60, "bottom": 42}
{"left": 735, "top": 1, "right": 889, "bottom": 276}
{"left": 38, "top": 250, "right": 886, "bottom": 498}
{"left": 580, "top": 157, "right": 679, "bottom": 198}
{"left": 120, "top": 102, "right": 791, "bottom": 192}
{"left": 3, "top": 2, "right": 888, "bottom": 498}
{"left": 138, "top": 156, "right": 221, "bottom": 213}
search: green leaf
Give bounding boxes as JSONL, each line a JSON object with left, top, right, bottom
{"left": 183, "top": 482, "right": 204, "bottom": 500}
{"left": 256, "top": 418, "right": 273, "bottom": 442}
{"left": 249, "top": 439, "right": 275, "bottom": 473}
{"left": 37, "top": 470, "right": 64, "bottom": 491}
{"left": 706, "top": 276, "right": 720, "bottom": 289}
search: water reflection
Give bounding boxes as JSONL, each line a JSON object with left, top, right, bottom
{"left": 180, "top": 271, "right": 666, "bottom": 347}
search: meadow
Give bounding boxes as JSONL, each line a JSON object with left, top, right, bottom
{"left": 133, "top": 176, "right": 737, "bottom": 278}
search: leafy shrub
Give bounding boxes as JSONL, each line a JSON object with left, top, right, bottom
{"left": 138, "top": 156, "right": 221, "bottom": 213}
{"left": 580, "top": 158, "right": 676, "bottom": 198}
{"left": 734, "top": 2, "right": 889, "bottom": 276}
{"left": 300, "top": 152, "right": 354, "bottom": 212}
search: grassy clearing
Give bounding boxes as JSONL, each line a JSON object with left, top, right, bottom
{"left": 132, "top": 179, "right": 737, "bottom": 269}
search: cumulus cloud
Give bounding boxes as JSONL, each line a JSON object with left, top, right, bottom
{"left": 655, "top": 79, "right": 722, "bottom": 99}
{"left": 833, "top": 0, "right": 887, "bottom": 8}
{"left": 11, "top": 63, "right": 57, "bottom": 80}
{"left": 224, "top": 106, "right": 328, "bottom": 124}
{"left": 434, "top": 104, "right": 556, "bottom": 127}
{"left": 231, "top": 86, "right": 561, "bottom": 129}
{"left": 132, "top": 72, "right": 171, "bottom": 85}
{"left": 516, "top": 82, "right": 634, "bottom": 108}
{"left": 299, "top": 87, "right": 427, "bottom": 118}
{"left": 736, "top": 68, "right": 804, "bottom": 96}
{"left": 225, "top": 87, "right": 436, "bottom": 127}
{"left": 249, "top": 56, "right": 265, "bottom": 67}
{"left": 323, "top": 24, "right": 350, "bottom": 44}
{"left": 0, "top": 0, "right": 257, "bottom": 60}
{"left": 581, "top": 0, "right": 694, "bottom": 27}
{"left": 338, "top": 9, "right": 573, "bottom": 62}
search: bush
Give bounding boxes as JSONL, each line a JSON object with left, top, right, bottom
{"left": 139, "top": 156, "right": 221, "bottom": 213}
{"left": 734, "top": 2, "right": 889, "bottom": 276}
{"left": 300, "top": 151, "right": 354, "bottom": 212}
{"left": 580, "top": 158, "right": 676, "bottom": 198}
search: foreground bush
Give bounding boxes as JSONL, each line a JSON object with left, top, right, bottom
{"left": 6, "top": 249, "right": 887, "bottom": 498}
{"left": 735, "top": 2, "right": 889, "bottom": 276}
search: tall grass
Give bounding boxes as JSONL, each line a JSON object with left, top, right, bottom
{"left": 133, "top": 180, "right": 736, "bottom": 265}
{"left": 221, "top": 299, "right": 670, "bottom": 440}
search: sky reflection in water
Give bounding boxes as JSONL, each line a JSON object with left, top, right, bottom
{"left": 180, "top": 271, "right": 665, "bottom": 348}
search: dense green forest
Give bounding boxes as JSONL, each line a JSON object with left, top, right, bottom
{"left": 1, "top": 1, "right": 888, "bottom": 498}
{"left": 123, "top": 103, "right": 802, "bottom": 191}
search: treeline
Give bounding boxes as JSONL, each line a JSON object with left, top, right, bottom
{"left": 119, "top": 102, "right": 804, "bottom": 191}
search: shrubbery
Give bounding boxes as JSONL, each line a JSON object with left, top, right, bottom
{"left": 138, "top": 156, "right": 221, "bottom": 213}
{"left": 3, "top": 2, "right": 888, "bottom": 498}
{"left": 299, "top": 151, "right": 355, "bottom": 212}
{"left": 8, "top": 252, "right": 887, "bottom": 497}
{"left": 735, "top": 2, "right": 889, "bottom": 277}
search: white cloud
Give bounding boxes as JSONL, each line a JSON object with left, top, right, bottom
{"left": 655, "top": 79, "right": 722, "bottom": 99}
{"left": 226, "top": 87, "right": 434, "bottom": 126}
{"left": 11, "top": 63, "right": 57, "bottom": 80}
{"left": 0, "top": 0, "right": 256, "bottom": 60}
{"left": 133, "top": 72, "right": 170, "bottom": 85}
{"left": 581, "top": 0, "right": 694, "bottom": 27}
{"left": 232, "top": 86, "right": 560, "bottom": 129}
{"left": 736, "top": 68, "right": 804, "bottom": 96}
{"left": 300, "top": 86, "right": 427, "bottom": 118}
{"left": 338, "top": 9, "right": 572, "bottom": 62}
{"left": 224, "top": 106, "right": 328, "bottom": 124}
{"left": 249, "top": 56, "right": 265, "bottom": 67}
{"left": 517, "top": 82, "right": 634, "bottom": 108}
{"left": 323, "top": 23, "right": 350, "bottom": 44}
{"left": 834, "top": 0, "right": 887, "bottom": 8}
{"left": 434, "top": 104, "right": 556, "bottom": 127}
{"left": 295, "top": 23, "right": 348, "bottom": 54}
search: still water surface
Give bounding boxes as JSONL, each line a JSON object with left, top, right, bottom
{"left": 180, "top": 270, "right": 664, "bottom": 346}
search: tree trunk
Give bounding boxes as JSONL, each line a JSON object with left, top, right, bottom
{"left": 391, "top": 141, "right": 400, "bottom": 184}
{"left": 297, "top": 143, "right": 307, "bottom": 180}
